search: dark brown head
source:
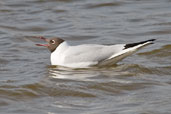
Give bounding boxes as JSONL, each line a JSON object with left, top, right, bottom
{"left": 35, "top": 36, "right": 64, "bottom": 52}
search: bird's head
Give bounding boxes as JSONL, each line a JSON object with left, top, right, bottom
{"left": 35, "top": 36, "right": 64, "bottom": 52}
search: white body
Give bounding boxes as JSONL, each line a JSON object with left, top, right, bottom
{"left": 50, "top": 41, "right": 151, "bottom": 68}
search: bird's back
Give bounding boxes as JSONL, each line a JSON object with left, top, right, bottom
{"left": 61, "top": 43, "right": 125, "bottom": 67}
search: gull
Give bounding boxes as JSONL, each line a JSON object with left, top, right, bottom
{"left": 35, "top": 36, "right": 155, "bottom": 68}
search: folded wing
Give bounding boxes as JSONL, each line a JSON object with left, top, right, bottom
{"left": 63, "top": 39, "right": 156, "bottom": 67}
{"left": 98, "top": 39, "right": 156, "bottom": 66}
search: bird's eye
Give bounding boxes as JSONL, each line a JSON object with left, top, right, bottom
{"left": 50, "top": 40, "right": 55, "bottom": 44}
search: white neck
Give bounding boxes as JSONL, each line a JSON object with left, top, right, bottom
{"left": 50, "top": 41, "right": 69, "bottom": 65}
{"left": 52, "top": 41, "right": 69, "bottom": 53}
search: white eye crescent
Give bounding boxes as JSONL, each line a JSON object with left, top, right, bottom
{"left": 51, "top": 40, "right": 55, "bottom": 44}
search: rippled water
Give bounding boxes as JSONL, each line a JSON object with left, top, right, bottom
{"left": 0, "top": 0, "right": 171, "bottom": 113}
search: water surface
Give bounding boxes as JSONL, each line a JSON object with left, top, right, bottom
{"left": 0, "top": 0, "right": 171, "bottom": 113}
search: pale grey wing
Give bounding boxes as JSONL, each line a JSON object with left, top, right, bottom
{"left": 62, "top": 39, "right": 155, "bottom": 67}
{"left": 62, "top": 44, "right": 125, "bottom": 66}
{"left": 97, "top": 48, "right": 135, "bottom": 66}
{"left": 98, "top": 39, "right": 156, "bottom": 66}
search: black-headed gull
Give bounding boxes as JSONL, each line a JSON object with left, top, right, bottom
{"left": 36, "top": 36, "right": 155, "bottom": 68}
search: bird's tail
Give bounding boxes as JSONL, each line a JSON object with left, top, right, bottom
{"left": 98, "top": 39, "right": 156, "bottom": 67}
{"left": 124, "top": 39, "right": 156, "bottom": 49}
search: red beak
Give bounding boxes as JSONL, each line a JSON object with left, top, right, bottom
{"left": 35, "top": 44, "right": 49, "bottom": 47}
{"left": 34, "top": 36, "right": 49, "bottom": 47}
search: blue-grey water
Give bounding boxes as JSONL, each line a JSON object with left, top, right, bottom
{"left": 0, "top": 0, "right": 171, "bottom": 114}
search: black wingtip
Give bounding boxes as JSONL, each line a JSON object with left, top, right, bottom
{"left": 147, "top": 39, "right": 156, "bottom": 42}
{"left": 124, "top": 39, "right": 156, "bottom": 49}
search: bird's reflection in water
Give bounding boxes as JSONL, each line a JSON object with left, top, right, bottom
{"left": 47, "top": 65, "right": 134, "bottom": 83}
